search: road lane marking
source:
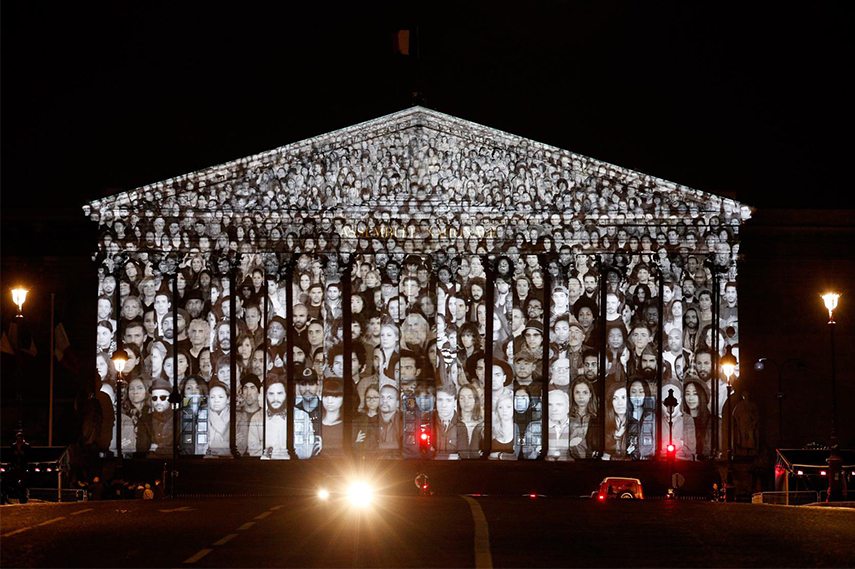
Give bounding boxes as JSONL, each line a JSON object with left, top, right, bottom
{"left": 159, "top": 506, "right": 195, "bottom": 512}
{"left": 183, "top": 548, "right": 212, "bottom": 564}
{"left": 3, "top": 516, "right": 68, "bottom": 538}
{"left": 2, "top": 528, "right": 31, "bottom": 538}
{"left": 71, "top": 508, "right": 94, "bottom": 516}
{"left": 254, "top": 511, "right": 271, "bottom": 520}
{"left": 213, "top": 533, "right": 238, "bottom": 546}
{"left": 462, "top": 496, "right": 493, "bottom": 569}
{"left": 237, "top": 522, "right": 255, "bottom": 530}
{"left": 269, "top": 505, "right": 283, "bottom": 511}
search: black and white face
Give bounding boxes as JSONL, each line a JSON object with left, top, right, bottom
{"left": 208, "top": 385, "right": 229, "bottom": 413}
{"left": 151, "top": 389, "right": 171, "bottom": 413}
{"left": 725, "top": 286, "right": 737, "bottom": 305}
{"left": 266, "top": 383, "right": 286, "bottom": 411}
{"left": 379, "top": 386, "right": 398, "bottom": 414}
{"left": 684, "top": 383, "right": 700, "bottom": 411}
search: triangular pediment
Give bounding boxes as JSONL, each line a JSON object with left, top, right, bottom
{"left": 86, "top": 107, "right": 751, "bottom": 231}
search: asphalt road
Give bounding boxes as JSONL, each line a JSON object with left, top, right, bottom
{"left": 2, "top": 495, "right": 853, "bottom": 568}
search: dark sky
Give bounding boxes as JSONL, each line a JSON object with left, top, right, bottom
{"left": 2, "top": 2, "right": 854, "bottom": 236}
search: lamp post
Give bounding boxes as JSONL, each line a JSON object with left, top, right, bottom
{"left": 720, "top": 345, "right": 738, "bottom": 501}
{"left": 10, "top": 287, "right": 29, "bottom": 432}
{"left": 721, "top": 347, "right": 738, "bottom": 453}
{"left": 821, "top": 292, "right": 844, "bottom": 502}
{"left": 663, "top": 388, "right": 678, "bottom": 494}
{"left": 111, "top": 348, "right": 127, "bottom": 460}
{"left": 754, "top": 357, "right": 784, "bottom": 447}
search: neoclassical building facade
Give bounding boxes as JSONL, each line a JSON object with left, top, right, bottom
{"left": 85, "top": 107, "right": 751, "bottom": 462}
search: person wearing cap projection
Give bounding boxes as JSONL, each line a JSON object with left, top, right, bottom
{"left": 266, "top": 315, "right": 288, "bottom": 364}
{"left": 295, "top": 366, "right": 322, "bottom": 431}
{"left": 319, "top": 378, "right": 345, "bottom": 455}
{"left": 513, "top": 350, "right": 541, "bottom": 388}
{"left": 163, "top": 308, "right": 192, "bottom": 353}
{"left": 205, "top": 380, "right": 231, "bottom": 456}
{"left": 550, "top": 285, "right": 572, "bottom": 321}
{"left": 626, "top": 378, "right": 656, "bottom": 460}
{"left": 248, "top": 376, "right": 316, "bottom": 459}
{"left": 183, "top": 287, "right": 207, "bottom": 321}
{"left": 400, "top": 275, "right": 422, "bottom": 313}
{"left": 136, "top": 378, "right": 175, "bottom": 456}
{"left": 235, "top": 374, "right": 262, "bottom": 455}
{"left": 682, "top": 376, "right": 711, "bottom": 459}
{"left": 514, "top": 319, "right": 548, "bottom": 362}
{"left": 455, "top": 383, "right": 484, "bottom": 460}
{"left": 489, "top": 390, "right": 519, "bottom": 460}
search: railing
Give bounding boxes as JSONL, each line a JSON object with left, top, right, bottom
{"left": 751, "top": 491, "right": 820, "bottom": 505}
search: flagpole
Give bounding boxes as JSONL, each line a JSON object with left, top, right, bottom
{"left": 49, "top": 292, "right": 55, "bottom": 446}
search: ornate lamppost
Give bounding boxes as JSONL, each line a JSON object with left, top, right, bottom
{"left": 111, "top": 348, "right": 127, "bottom": 460}
{"left": 10, "top": 287, "right": 29, "bottom": 432}
{"left": 821, "top": 292, "right": 844, "bottom": 502}
{"left": 720, "top": 345, "right": 738, "bottom": 501}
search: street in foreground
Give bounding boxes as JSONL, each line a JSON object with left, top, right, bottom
{"left": 2, "top": 495, "right": 853, "bottom": 568}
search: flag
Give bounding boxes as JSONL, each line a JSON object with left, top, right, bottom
{"left": 1, "top": 321, "right": 37, "bottom": 357}
{"left": 394, "top": 29, "right": 411, "bottom": 56}
{"left": 0, "top": 332, "right": 13, "bottom": 355}
{"left": 55, "top": 322, "right": 71, "bottom": 361}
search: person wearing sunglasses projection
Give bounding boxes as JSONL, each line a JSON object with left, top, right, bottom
{"left": 137, "top": 377, "right": 175, "bottom": 456}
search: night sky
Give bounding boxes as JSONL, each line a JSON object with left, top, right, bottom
{"left": 1, "top": 3, "right": 854, "bottom": 447}
{"left": 4, "top": 2, "right": 854, "bottom": 229}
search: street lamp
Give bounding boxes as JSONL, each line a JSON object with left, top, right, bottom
{"left": 111, "top": 348, "right": 127, "bottom": 459}
{"left": 663, "top": 388, "right": 678, "bottom": 494}
{"left": 821, "top": 292, "right": 844, "bottom": 502}
{"left": 721, "top": 346, "right": 738, "bottom": 452}
{"left": 11, "top": 287, "right": 28, "bottom": 319}
{"left": 720, "top": 345, "right": 738, "bottom": 501}
{"left": 10, "top": 287, "right": 29, "bottom": 431}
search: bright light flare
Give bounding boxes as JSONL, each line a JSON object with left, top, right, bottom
{"left": 11, "top": 287, "right": 28, "bottom": 316}
{"left": 346, "top": 480, "right": 374, "bottom": 508}
{"left": 317, "top": 488, "right": 330, "bottom": 501}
